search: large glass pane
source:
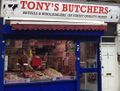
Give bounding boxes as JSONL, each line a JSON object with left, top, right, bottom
{"left": 80, "top": 42, "right": 97, "bottom": 68}
{"left": 4, "top": 39, "right": 76, "bottom": 84}
{"left": 80, "top": 73, "right": 98, "bottom": 91}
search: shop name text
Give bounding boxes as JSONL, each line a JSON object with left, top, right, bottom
{"left": 20, "top": 0, "right": 109, "bottom": 14}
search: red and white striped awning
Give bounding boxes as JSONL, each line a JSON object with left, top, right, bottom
{"left": 12, "top": 24, "right": 107, "bottom": 31}
{"left": 9, "top": 20, "right": 107, "bottom": 31}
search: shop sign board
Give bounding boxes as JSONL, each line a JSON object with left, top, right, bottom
{"left": 1, "top": 0, "right": 120, "bottom": 23}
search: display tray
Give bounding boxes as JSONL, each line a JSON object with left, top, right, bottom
{"left": 4, "top": 78, "right": 50, "bottom": 84}
{"left": 4, "top": 78, "right": 52, "bottom": 84}
{"left": 4, "top": 79, "right": 27, "bottom": 84}
{"left": 4, "top": 76, "right": 76, "bottom": 85}
{"left": 30, "top": 78, "right": 52, "bottom": 82}
{"left": 4, "top": 79, "right": 76, "bottom": 86}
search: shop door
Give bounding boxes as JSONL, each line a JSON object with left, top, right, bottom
{"left": 80, "top": 42, "right": 98, "bottom": 91}
{"left": 101, "top": 44, "right": 119, "bottom": 91}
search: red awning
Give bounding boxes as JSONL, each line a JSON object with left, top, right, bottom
{"left": 12, "top": 24, "right": 107, "bottom": 31}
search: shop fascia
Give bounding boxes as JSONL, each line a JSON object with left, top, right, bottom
{"left": 0, "top": 0, "right": 120, "bottom": 24}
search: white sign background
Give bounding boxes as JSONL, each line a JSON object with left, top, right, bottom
{"left": 1, "top": 0, "right": 120, "bottom": 22}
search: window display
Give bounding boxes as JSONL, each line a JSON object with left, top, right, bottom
{"left": 4, "top": 39, "right": 76, "bottom": 84}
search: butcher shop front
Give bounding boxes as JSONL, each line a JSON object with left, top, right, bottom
{"left": 0, "top": 0, "right": 120, "bottom": 91}
{"left": 0, "top": 23, "right": 106, "bottom": 91}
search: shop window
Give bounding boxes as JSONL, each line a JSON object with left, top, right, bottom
{"left": 4, "top": 39, "right": 76, "bottom": 84}
{"left": 80, "top": 42, "right": 97, "bottom": 68}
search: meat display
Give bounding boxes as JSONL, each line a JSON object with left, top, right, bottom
{"left": 4, "top": 68, "right": 63, "bottom": 84}
{"left": 4, "top": 72, "right": 26, "bottom": 84}
{"left": 4, "top": 39, "right": 76, "bottom": 84}
{"left": 44, "top": 68, "right": 63, "bottom": 78}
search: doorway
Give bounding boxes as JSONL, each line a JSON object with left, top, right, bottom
{"left": 79, "top": 42, "right": 98, "bottom": 91}
{"left": 101, "top": 43, "right": 119, "bottom": 91}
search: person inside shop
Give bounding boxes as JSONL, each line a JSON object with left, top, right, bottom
{"left": 30, "top": 48, "right": 43, "bottom": 70}
{"left": 18, "top": 49, "right": 29, "bottom": 71}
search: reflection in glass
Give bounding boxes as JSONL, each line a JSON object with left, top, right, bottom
{"left": 80, "top": 42, "right": 97, "bottom": 68}
{"left": 81, "top": 73, "right": 97, "bottom": 91}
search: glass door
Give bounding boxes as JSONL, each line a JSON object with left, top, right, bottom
{"left": 80, "top": 42, "right": 97, "bottom": 69}
{"left": 80, "top": 73, "right": 98, "bottom": 91}
{"left": 77, "top": 42, "right": 99, "bottom": 91}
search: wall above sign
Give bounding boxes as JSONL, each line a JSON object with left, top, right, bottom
{"left": 1, "top": 0, "right": 120, "bottom": 23}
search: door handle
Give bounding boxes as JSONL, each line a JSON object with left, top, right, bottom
{"left": 106, "top": 73, "right": 112, "bottom": 76}
{"left": 101, "top": 66, "right": 104, "bottom": 68}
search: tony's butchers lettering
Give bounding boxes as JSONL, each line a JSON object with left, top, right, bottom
{"left": 20, "top": 0, "right": 108, "bottom": 14}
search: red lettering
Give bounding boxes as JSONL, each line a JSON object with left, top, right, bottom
{"left": 44, "top": 3, "right": 51, "bottom": 11}
{"left": 104, "top": 7, "right": 108, "bottom": 14}
{"left": 20, "top": 1, "right": 27, "bottom": 9}
{"left": 54, "top": 3, "right": 59, "bottom": 11}
{"left": 81, "top": 5, "right": 86, "bottom": 13}
{"left": 20, "top": 1, "right": 109, "bottom": 15}
{"left": 28, "top": 1, "right": 35, "bottom": 10}
{"left": 93, "top": 6, "right": 99, "bottom": 13}
{"left": 99, "top": 6, "right": 104, "bottom": 14}
{"left": 62, "top": 4, "right": 68, "bottom": 12}
{"left": 69, "top": 4, "right": 74, "bottom": 12}
{"left": 36, "top": 2, "right": 43, "bottom": 10}
{"left": 75, "top": 5, "right": 80, "bottom": 12}
{"left": 20, "top": 1, "right": 51, "bottom": 11}
{"left": 87, "top": 6, "right": 93, "bottom": 13}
